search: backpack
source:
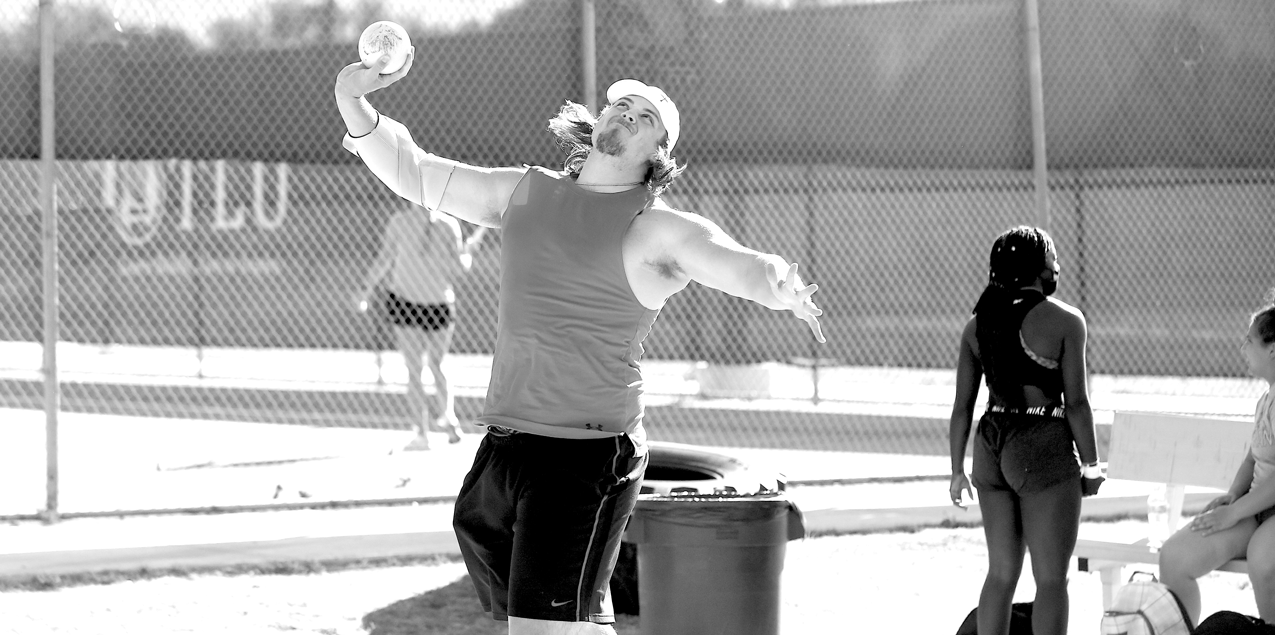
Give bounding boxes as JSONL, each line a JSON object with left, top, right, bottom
{"left": 1099, "top": 573, "right": 1192, "bottom": 635}
{"left": 1194, "top": 611, "right": 1275, "bottom": 635}
{"left": 954, "top": 602, "right": 1034, "bottom": 635}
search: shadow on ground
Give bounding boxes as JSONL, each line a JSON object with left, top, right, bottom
{"left": 362, "top": 575, "right": 640, "bottom": 635}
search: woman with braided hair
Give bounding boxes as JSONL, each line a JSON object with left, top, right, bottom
{"left": 948, "top": 226, "right": 1102, "bottom": 635}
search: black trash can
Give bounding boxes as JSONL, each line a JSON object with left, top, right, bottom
{"left": 610, "top": 441, "right": 788, "bottom": 616}
{"left": 624, "top": 491, "right": 805, "bottom": 635}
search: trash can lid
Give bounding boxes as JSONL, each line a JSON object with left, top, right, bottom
{"left": 638, "top": 490, "right": 787, "bottom": 501}
{"left": 639, "top": 442, "right": 786, "bottom": 496}
{"left": 628, "top": 493, "right": 806, "bottom": 542}
{"left": 639, "top": 466, "right": 787, "bottom": 497}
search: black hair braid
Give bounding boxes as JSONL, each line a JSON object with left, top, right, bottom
{"left": 973, "top": 226, "right": 1053, "bottom": 408}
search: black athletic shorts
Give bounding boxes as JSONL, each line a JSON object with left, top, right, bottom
{"left": 971, "top": 410, "right": 1080, "bottom": 495}
{"left": 452, "top": 430, "right": 648, "bottom": 624}
{"left": 384, "top": 292, "right": 452, "bottom": 331}
{"left": 1257, "top": 506, "right": 1275, "bottom": 525}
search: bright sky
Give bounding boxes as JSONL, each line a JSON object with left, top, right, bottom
{"left": 10, "top": 0, "right": 915, "bottom": 38}
{"left": 4, "top": 0, "right": 915, "bottom": 48}
{"left": 11, "top": 0, "right": 522, "bottom": 46}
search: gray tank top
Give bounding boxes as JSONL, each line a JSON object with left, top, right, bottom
{"left": 477, "top": 167, "right": 660, "bottom": 447}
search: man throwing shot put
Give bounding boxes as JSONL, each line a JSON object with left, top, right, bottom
{"left": 335, "top": 49, "right": 825, "bottom": 635}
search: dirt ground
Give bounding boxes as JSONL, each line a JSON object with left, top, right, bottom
{"left": 0, "top": 521, "right": 1259, "bottom": 635}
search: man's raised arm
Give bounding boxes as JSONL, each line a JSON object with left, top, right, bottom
{"left": 334, "top": 51, "right": 521, "bottom": 228}
{"left": 664, "top": 208, "right": 826, "bottom": 343}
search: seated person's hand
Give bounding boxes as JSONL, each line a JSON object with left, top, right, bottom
{"left": 1203, "top": 493, "right": 1237, "bottom": 513}
{"left": 1190, "top": 505, "right": 1242, "bottom": 536}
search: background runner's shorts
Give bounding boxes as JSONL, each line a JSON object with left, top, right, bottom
{"left": 452, "top": 431, "right": 648, "bottom": 624}
{"left": 384, "top": 292, "right": 452, "bottom": 331}
{"left": 971, "top": 411, "right": 1080, "bottom": 495}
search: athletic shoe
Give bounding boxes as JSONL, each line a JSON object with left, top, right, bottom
{"left": 434, "top": 416, "right": 463, "bottom": 444}
{"left": 403, "top": 434, "right": 432, "bottom": 451}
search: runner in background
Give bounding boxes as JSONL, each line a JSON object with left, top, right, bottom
{"left": 357, "top": 201, "right": 487, "bottom": 450}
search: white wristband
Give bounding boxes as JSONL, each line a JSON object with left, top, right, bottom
{"left": 1082, "top": 463, "right": 1102, "bottom": 479}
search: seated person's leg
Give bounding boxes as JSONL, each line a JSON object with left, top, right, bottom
{"left": 1159, "top": 514, "right": 1257, "bottom": 625}
{"left": 1245, "top": 511, "right": 1275, "bottom": 623}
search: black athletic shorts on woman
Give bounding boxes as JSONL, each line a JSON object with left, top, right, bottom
{"left": 384, "top": 292, "right": 452, "bottom": 331}
{"left": 971, "top": 410, "right": 1080, "bottom": 495}
{"left": 452, "top": 430, "right": 648, "bottom": 624}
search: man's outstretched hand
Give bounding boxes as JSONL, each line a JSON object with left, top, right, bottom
{"left": 335, "top": 47, "right": 416, "bottom": 100}
{"left": 767, "top": 262, "right": 825, "bottom": 343}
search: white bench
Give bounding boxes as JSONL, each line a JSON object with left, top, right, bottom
{"left": 1075, "top": 411, "right": 1253, "bottom": 609}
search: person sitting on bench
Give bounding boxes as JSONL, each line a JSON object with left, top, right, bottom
{"left": 1159, "top": 290, "right": 1275, "bottom": 627}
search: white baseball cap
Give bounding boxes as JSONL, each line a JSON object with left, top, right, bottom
{"left": 605, "top": 79, "right": 681, "bottom": 151}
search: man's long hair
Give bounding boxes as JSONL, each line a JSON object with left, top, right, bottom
{"left": 972, "top": 226, "right": 1054, "bottom": 407}
{"left": 546, "top": 101, "right": 685, "bottom": 196}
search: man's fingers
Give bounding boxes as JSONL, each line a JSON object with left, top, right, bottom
{"left": 772, "top": 262, "right": 823, "bottom": 342}
{"left": 806, "top": 315, "right": 825, "bottom": 343}
{"left": 383, "top": 48, "right": 415, "bottom": 81}
{"left": 340, "top": 61, "right": 366, "bottom": 77}
{"left": 765, "top": 262, "right": 780, "bottom": 286}
{"left": 337, "top": 54, "right": 410, "bottom": 98}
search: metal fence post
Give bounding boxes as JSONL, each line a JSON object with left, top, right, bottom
{"left": 581, "top": 0, "right": 597, "bottom": 115}
{"left": 1025, "top": 0, "right": 1049, "bottom": 229}
{"left": 38, "top": 0, "right": 60, "bottom": 525}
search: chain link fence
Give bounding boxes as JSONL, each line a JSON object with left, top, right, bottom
{"left": 1, "top": 0, "right": 1272, "bottom": 517}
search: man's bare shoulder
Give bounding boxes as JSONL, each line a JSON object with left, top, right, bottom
{"left": 517, "top": 165, "right": 565, "bottom": 182}
{"left": 642, "top": 198, "right": 714, "bottom": 235}
{"left": 457, "top": 163, "right": 529, "bottom": 178}
{"left": 648, "top": 196, "right": 688, "bottom": 216}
